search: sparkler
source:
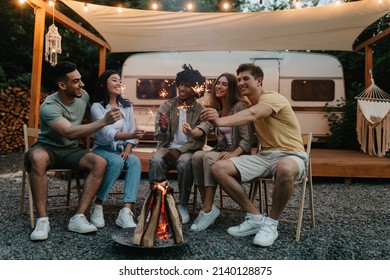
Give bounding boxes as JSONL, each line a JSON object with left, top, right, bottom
{"left": 177, "top": 102, "right": 190, "bottom": 124}
{"left": 191, "top": 82, "right": 206, "bottom": 99}
{"left": 145, "top": 108, "right": 156, "bottom": 129}
{"left": 159, "top": 88, "right": 168, "bottom": 99}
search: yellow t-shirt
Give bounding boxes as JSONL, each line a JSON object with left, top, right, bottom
{"left": 254, "top": 91, "right": 304, "bottom": 152}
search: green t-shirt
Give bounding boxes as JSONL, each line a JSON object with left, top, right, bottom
{"left": 38, "top": 90, "right": 89, "bottom": 148}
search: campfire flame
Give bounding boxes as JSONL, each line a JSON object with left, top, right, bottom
{"left": 132, "top": 180, "right": 184, "bottom": 247}
{"left": 155, "top": 181, "right": 172, "bottom": 240}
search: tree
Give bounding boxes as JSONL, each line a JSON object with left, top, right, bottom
{"left": 0, "top": 1, "right": 35, "bottom": 88}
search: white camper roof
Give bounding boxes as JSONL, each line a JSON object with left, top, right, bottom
{"left": 122, "top": 51, "right": 344, "bottom": 78}
{"left": 61, "top": 0, "right": 390, "bottom": 53}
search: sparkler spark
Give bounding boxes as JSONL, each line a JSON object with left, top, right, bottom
{"left": 191, "top": 82, "right": 206, "bottom": 99}
{"left": 159, "top": 89, "right": 168, "bottom": 99}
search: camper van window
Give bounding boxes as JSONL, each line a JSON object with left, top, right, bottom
{"left": 291, "top": 80, "right": 335, "bottom": 102}
{"left": 136, "top": 78, "right": 215, "bottom": 100}
{"left": 136, "top": 79, "right": 177, "bottom": 100}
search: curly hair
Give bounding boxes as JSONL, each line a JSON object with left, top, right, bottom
{"left": 175, "top": 64, "right": 206, "bottom": 87}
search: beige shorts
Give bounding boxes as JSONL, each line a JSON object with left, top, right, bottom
{"left": 229, "top": 150, "right": 308, "bottom": 182}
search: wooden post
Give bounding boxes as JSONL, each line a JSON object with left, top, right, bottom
{"left": 98, "top": 46, "right": 106, "bottom": 76}
{"left": 28, "top": 6, "right": 45, "bottom": 129}
{"left": 365, "top": 45, "right": 373, "bottom": 88}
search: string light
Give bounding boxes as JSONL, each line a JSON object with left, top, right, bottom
{"left": 222, "top": 1, "right": 230, "bottom": 11}
{"left": 186, "top": 1, "right": 194, "bottom": 11}
{"left": 151, "top": 1, "right": 159, "bottom": 10}
{"left": 73, "top": 0, "right": 353, "bottom": 14}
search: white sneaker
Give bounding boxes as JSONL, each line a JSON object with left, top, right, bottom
{"left": 227, "top": 213, "right": 264, "bottom": 237}
{"left": 253, "top": 217, "right": 279, "bottom": 247}
{"left": 190, "top": 204, "right": 220, "bottom": 232}
{"left": 116, "top": 208, "right": 137, "bottom": 228}
{"left": 68, "top": 214, "right": 97, "bottom": 234}
{"left": 90, "top": 204, "right": 105, "bottom": 228}
{"left": 30, "top": 217, "right": 50, "bottom": 241}
{"left": 177, "top": 205, "right": 190, "bottom": 224}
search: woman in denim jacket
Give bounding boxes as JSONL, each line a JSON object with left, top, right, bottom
{"left": 89, "top": 70, "right": 144, "bottom": 229}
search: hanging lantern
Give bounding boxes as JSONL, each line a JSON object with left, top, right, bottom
{"left": 45, "top": 23, "right": 62, "bottom": 66}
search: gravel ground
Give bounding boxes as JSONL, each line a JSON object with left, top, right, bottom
{"left": 0, "top": 151, "right": 390, "bottom": 260}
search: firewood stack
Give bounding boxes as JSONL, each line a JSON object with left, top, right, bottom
{"left": 0, "top": 86, "right": 91, "bottom": 153}
{"left": 0, "top": 86, "right": 47, "bottom": 153}
{"left": 132, "top": 181, "right": 184, "bottom": 248}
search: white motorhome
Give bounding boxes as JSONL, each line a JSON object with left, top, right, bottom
{"left": 121, "top": 51, "right": 345, "bottom": 143}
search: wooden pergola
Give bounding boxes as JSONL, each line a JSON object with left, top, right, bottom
{"left": 25, "top": 0, "right": 389, "bottom": 128}
{"left": 24, "top": 0, "right": 110, "bottom": 128}
{"left": 354, "top": 27, "right": 390, "bottom": 88}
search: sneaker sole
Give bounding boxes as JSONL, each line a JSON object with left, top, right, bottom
{"left": 190, "top": 210, "right": 220, "bottom": 232}
{"left": 30, "top": 232, "right": 49, "bottom": 241}
{"left": 253, "top": 232, "right": 279, "bottom": 247}
{"left": 91, "top": 221, "right": 105, "bottom": 228}
{"left": 115, "top": 220, "right": 137, "bottom": 228}
{"left": 227, "top": 228, "right": 260, "bottom": 237}
{"left": 190, "top": 217, "right": 217, "bottom": 232}
{"left": 68, "top": 226, "right": 97, "bottom": 234}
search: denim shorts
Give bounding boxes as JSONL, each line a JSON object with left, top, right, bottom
{"left": 229, "top": 150, "right": 308, "bottom": 182}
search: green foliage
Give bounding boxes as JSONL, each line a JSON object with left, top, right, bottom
{"left": 0, "top": 1, "right": 35, "bottom": 89}
{"left": 325, "top": 82, "right": 363, "bottom": 150}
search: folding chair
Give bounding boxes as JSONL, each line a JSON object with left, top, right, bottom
{"left": 19, "top": 124, "right": 82, "bottom": 229}
{"left": 248, "top": 132, "right": 315, "bottom": 242}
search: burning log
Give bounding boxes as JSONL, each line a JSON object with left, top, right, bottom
{"left": 132, "top": 181, "right": 184, "bottom": 248}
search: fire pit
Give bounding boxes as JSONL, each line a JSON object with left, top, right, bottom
{"left": 112, "top": 181, "right": 189, "bottom": 249}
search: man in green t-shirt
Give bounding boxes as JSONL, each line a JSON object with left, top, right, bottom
{"left": 24, "top": 61, "right": 122, "bottom": 241}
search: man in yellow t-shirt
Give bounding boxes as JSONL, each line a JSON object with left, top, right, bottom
{"left": 200, "top": 63, "right": 308, "bottom": 247}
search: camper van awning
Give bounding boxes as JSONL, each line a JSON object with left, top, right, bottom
{"left": 61, "top": 0, "right": 390, "bottom": 53}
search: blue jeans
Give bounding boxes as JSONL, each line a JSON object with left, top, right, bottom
{"left": 93, "top": 146, "right": 142, "bottom": 203}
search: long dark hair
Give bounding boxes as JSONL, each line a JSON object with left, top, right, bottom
{"left": 92, "top": 70, "right": 131, "bottom": 108}
{"left": 209, "top": 73, "right": 244, "bottom": 111}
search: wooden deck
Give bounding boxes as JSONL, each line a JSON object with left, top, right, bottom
{"left": 311, "top": 149, "right": 390, "bottom": 183}
{"left": 133, "top": 148, "right": 390, "bottom": 183}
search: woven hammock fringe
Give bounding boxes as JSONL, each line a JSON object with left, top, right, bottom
{"left": 356, "top": 105, "right": 390, "bottom": 157}
{"left": 355, "top": 79, "right": 390, "bottom": 157}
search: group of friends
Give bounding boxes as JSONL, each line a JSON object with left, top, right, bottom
{"left": 25, "top": 61, "right": 308, "bottom": 247}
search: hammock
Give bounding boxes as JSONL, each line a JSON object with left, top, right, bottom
{"left": 355, "top": 74, "right": 390, "bottom": 157}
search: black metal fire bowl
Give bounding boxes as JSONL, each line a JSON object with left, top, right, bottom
{"left": 112, "top": 228, "right": 189, "bottom": 250}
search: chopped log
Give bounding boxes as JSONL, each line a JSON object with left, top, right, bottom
{"left": 132, "top": 188, "right": 155, "bottom": 245}
{"left": 165, "top": 191, "right": 184, "bottom": 244}
{"left": 141, "top": 190, "right": 162, "bottom": 248}
{"left": 132, "top": 182, "right": 184, "bottom": 247}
